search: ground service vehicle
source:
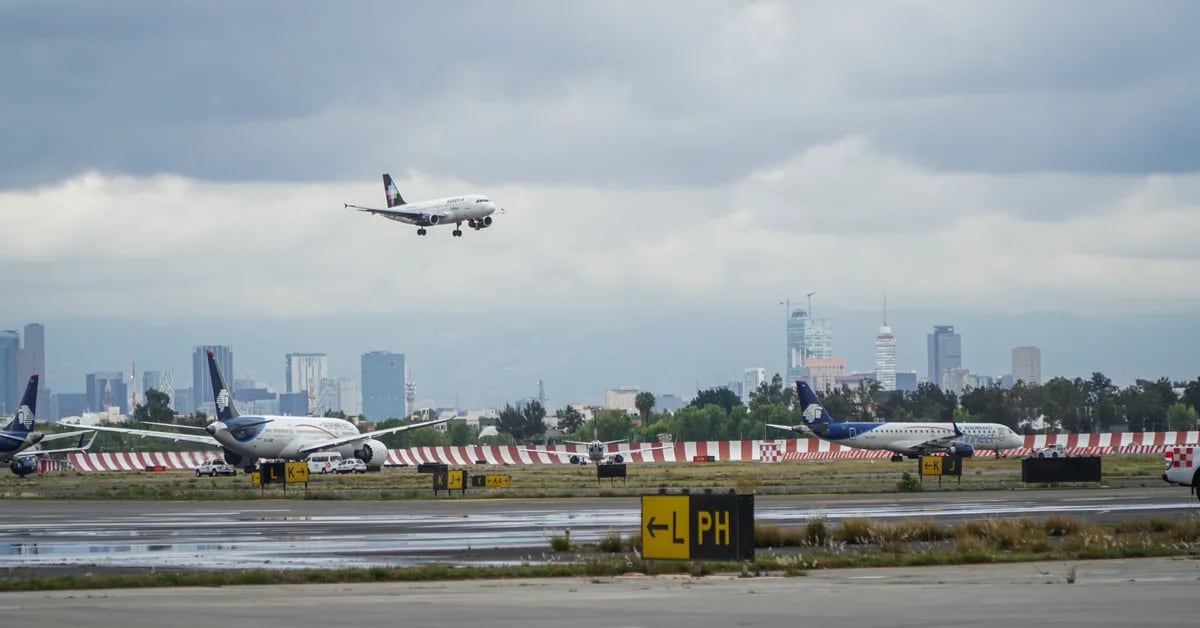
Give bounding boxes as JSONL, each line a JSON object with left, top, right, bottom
{"left": 195, "top": 459, "right": 237, "bottom": 476}
{"left": 307, "top": 452, "right": 343, "bottom": 474}
{"left": 1163, "top": 444, "right": 1199, "bottom": 500}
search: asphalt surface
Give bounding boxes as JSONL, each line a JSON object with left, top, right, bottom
{"left": 2, "top": 557, "right": 1198, "bottom": 627}
{"left": 2, "top": 487, "right": 1197, "bottom": 572}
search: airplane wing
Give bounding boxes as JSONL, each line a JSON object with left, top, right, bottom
{"left": 38, "top": 429, "right": 96, "bottom": 443}
{"left": 619, "top": 443, "right": 673, "bottom": 456}
{"left": 296, "top": 415, "right": 452, "bottom": 456}
{"left": 80, "top": 423, "right": 222, "bottom": 447}
{"left": 520, "top": 447, "right": 577, "bottom": 458}
{"left": 344, "top": 203, "right": 445, "bottom": 224}
{"left": 24, "top": 432, "right": 97, "bottom": 457}
{"left": 895, "top": 424, "right": 964, "bottom": 455}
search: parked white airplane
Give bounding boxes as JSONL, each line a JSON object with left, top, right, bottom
{"left": 0, "top": 374, "right": 96, "bottom": 476}
{"left": 344, "top": 174, "right": 504, "bottom": 237}
{"left": 767, "top": 380, "right": 1024, "bottom": 462}
{"left": 522, "top": 439, "right": 671, "bottom": 466}
{"left": 83, "top": 350, "right": 451, "bottom": 471}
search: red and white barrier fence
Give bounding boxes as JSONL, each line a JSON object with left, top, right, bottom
{"left": 61, "top": 431, "right": 1200, "bottom": 471}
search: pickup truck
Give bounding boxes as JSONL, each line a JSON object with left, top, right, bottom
{"left": 195, "top": 459, "right": 237, "bottom": 477}
{"left": 1162, "top": 444, "right": 1198, "bottom": 500}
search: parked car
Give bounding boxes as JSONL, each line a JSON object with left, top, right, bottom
{"left": 1034, "top": 443, "right": 1066, "bottom": 458}
{"left": 195, "top": 459, "right": 237, "bottom": 477}
{"left": 335, "top": 458, "right": 368, "bottom": 474}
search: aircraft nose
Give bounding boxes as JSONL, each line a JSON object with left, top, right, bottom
{"left": 205, "top": 422, "right": 225, "bottom": 436}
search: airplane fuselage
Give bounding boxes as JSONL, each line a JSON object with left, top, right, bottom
{"left": 384, "top": 194, "right": 497, "bottom": 227}
{"left": 809, "top": 421, "right": 1023, "bottom": 455}
{"left": 209, "top": 415, "right": 383, "bottom": 465}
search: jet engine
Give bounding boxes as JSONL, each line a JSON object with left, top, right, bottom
{"left": 222, "top": 448, "right": 243, "bottom": 466}
{"left": 480, "top": 215, "right": 493, "bottom": 227}
{"left": 426, "top": 215, "right": 441, "bottom": 225}
{"left": 950, "top": 442, "right": 975, "bottom": 457}
{"left": 9, "top": 457, "right": 37, "bottom": 477}
{"left": 569, "top": 455, "right": 583, "bottom": 465}
{"left": 354, "top": 439, "right": 388, "bottom": 466}
{"left": 611, "top": 453, "right": 625, "bottom": 464}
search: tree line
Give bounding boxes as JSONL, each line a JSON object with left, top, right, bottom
{"left": 69, "top": 372, "right": 1200, "bottom": 453}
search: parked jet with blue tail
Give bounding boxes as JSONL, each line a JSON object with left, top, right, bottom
{"left": 767, "top": 380, "right": 1023, "bottom": 461}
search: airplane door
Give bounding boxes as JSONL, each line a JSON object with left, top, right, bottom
{"left": 849, "top": 427, "right": 857, "bottom": 438}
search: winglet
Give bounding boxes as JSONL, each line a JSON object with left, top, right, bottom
{"left": 952, "top": 421, "right": 963, "bottom": 437}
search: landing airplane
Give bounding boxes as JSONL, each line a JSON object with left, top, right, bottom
{"left": 344, "top": 173, "right": 504, "bottom": 237}
{"left": 767, "top": 380, "right": 1023, "bottom": 462}
{"left": 522, "top": 439, "right": 671, "bottom": 466}
{"left": 82, "top": 350, "right": 452, "bottom": 471}
{"left": 0, "top": 374, "right": 96, "bottom": 477}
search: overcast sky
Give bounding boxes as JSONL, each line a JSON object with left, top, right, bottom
{"left": 3, "top": 1, "right": 1199, "bottom": 402}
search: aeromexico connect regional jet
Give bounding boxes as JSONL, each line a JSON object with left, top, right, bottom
{"left": 344, "top": 173, "right": 504, "bottom": 237}
{"left": 768, "top": 380, "right": 1023, "bottom": 462}
{"left": 0, "top": 374, "right": 96, "bottom": 477}
{"left": 83, "top": 350, "right": 451, "bottom": 471}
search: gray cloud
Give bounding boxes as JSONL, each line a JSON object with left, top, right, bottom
{"left": 3, "top": 1, "right": 1198, "bottom": 190}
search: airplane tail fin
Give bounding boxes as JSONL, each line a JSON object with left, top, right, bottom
{"left": 382, "top": 174, "right": 406, "bottom": 208}
{"left": 205, "top": 350, "right": 240, "bottom": 423}
{"left": 795, "top": 380, "right": 839, "bottom": 426}
{"left": 3, "top": 374, "right": 38, "bottom": 433}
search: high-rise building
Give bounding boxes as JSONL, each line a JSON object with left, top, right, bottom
{"left": 1012, "top": 346, "right": 1042, "bottom": 385}
{"left": 338, "top": 378, "right": 361, "bottom": 417}
{"left": 874, "top": 304, "right": 896, "bottom": 391}
{"left": 926, "top": 325, "right": 961, "bottom": 389}
{"left": 142, "top": 370, "right": 176, "bottom": 405}
{"left": 54, "top": 392, "right": 88, "bottom": 419}
{"left": 285, "top": 353, "right": 328, "bottom": 394}
{"left": 785, "top": 309, "right": 833, "bottom": 384}
{"left": 805, "top": 358, "right": 847, "bottom": 392}
{"left": 361, "top": 351, "right": 407, "bottom": 421}
{"left": 85, "top": 371, "right": 127, "bottom": 414}
{"left": 192, "top": 345, "right": 233, "bottom": 413}
{"left": 0, "top": 330, "right": 18, "bottom": 414}
{"left": 742, "top": 368, "right": 766, "bottom": 402}
{"left": 604, "top": 386, "right": 639, "bottom": 412}
{"left": 16, "top": 323, "right": 44, "bottom": 398}
{"left": 895, "top": 370, "right": 918, "bottom": 392}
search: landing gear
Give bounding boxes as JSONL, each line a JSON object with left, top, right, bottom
{"left": 452, "top": 229, "right": 463, "bottom": 237}
{"left": 890, "top": 453, "right": 905, "bottom": 462}
{"left": 417, "top": 228, "right": 427, "bottom": 236}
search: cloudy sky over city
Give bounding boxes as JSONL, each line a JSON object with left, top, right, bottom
{"left": 3, "top": 1, "right": 1199, "bottom": 402}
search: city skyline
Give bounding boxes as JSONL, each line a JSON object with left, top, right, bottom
{"left": 8, "top": 304, "right": 1198, "bottom": 414}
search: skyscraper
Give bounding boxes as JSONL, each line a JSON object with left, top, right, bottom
{"left": 86, "top": 371, "right": 127, "bottom": 413}
{"left": 361, "top": 351, "right": 406, "bottom": 421}
{"left": 742, "top": 368, "right": 765, "bottom": 402}
{"left": 192, "top": 345, "right": 233, "bottom": 413}
{"left": 785, "top": 309, "right": 833, "bottom": 384}
{"left": 285, "top": 353, "right": 328, "bottom": 411}
{"left": 1012, "top": 346, "right": 1042, "bottom": 385}
{"left": 874, "top": 303, "right": 896, "bottom": 391}
{"left": 926, "top": 325, "right": 962, "bottom": 389}
{"left": 16, "top": 323, "right": 44, "bottom": 397}
{"left": 0, "top": 330, "right": 18, "bottom": 414}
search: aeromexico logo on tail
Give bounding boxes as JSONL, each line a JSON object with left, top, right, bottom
{"left": 216, "top": 389, "right": 231, "bottom": 413}
{"left": 802, "top": 403, "right": 825, "bottom": 425}
{"left": 16, "top": 405, "right": 34, "bottom": 430}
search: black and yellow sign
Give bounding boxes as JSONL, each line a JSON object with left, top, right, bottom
{"left": 433, "top": 468, "right": 467, "bottom": 495}
{"left": 260, "top": 461, "right": 286, "bottom": 484}
{"left": 285, "top": 461, "right": 309, "bottom": 484}
{"left": 919, "top": 455, "right": 963, "bottom": 477}
{"left": 640, "top": 492, "right": 754, "bottom": 561}
{"left": 471, "top": 474, "right": 511, "bottom": 488}
{"left": 250, "top": 471, "right": 261, "bottom": 486}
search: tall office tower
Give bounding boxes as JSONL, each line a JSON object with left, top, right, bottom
{"left": 192, "top": 345, "right": 233, "bottom": 413}
{"left": 85, "top": 371, "right": 127, "bottom": 413}
{"left": 874, "top": 302, "right": 896, "bottom": 391}
{"left": 742, "top": 368, "right": 765, "bottom": 402}
{"left": 926, "top": 325, "right": 961, "bottom": 390}
{"left": 785, "top": 309, "right": 833, "bottom": 384}
{"left": 338, "top": 378, "right": 361, "bottom": 417}
{"left": 0, "top": 330, "right": 18, "bottom": 414}
{"left": 16, "top": 323, "right": 45, "bottom": 396}
{"left": 1012, "top": 346, "right": 1042, "bottom": 385}
{"left": 285, "top": 352, "right": 328, "bottom": 411}
{"left": 361, "top": 351, "right": 406, "bottom": 421}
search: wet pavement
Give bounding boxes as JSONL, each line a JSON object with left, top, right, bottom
{"left": 1, "top": 488, "right": 1196, "bottom": 571}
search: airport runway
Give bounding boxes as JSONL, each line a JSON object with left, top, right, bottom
{"left": 1, "top": 487, "right": 1196, "bottom": 572}
{"left": 2, "top": 557, "right": 1199, "bottom": 627}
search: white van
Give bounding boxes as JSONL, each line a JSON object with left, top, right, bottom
{"left": 307, "top": 452, "right": 343, "bottom": 474}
